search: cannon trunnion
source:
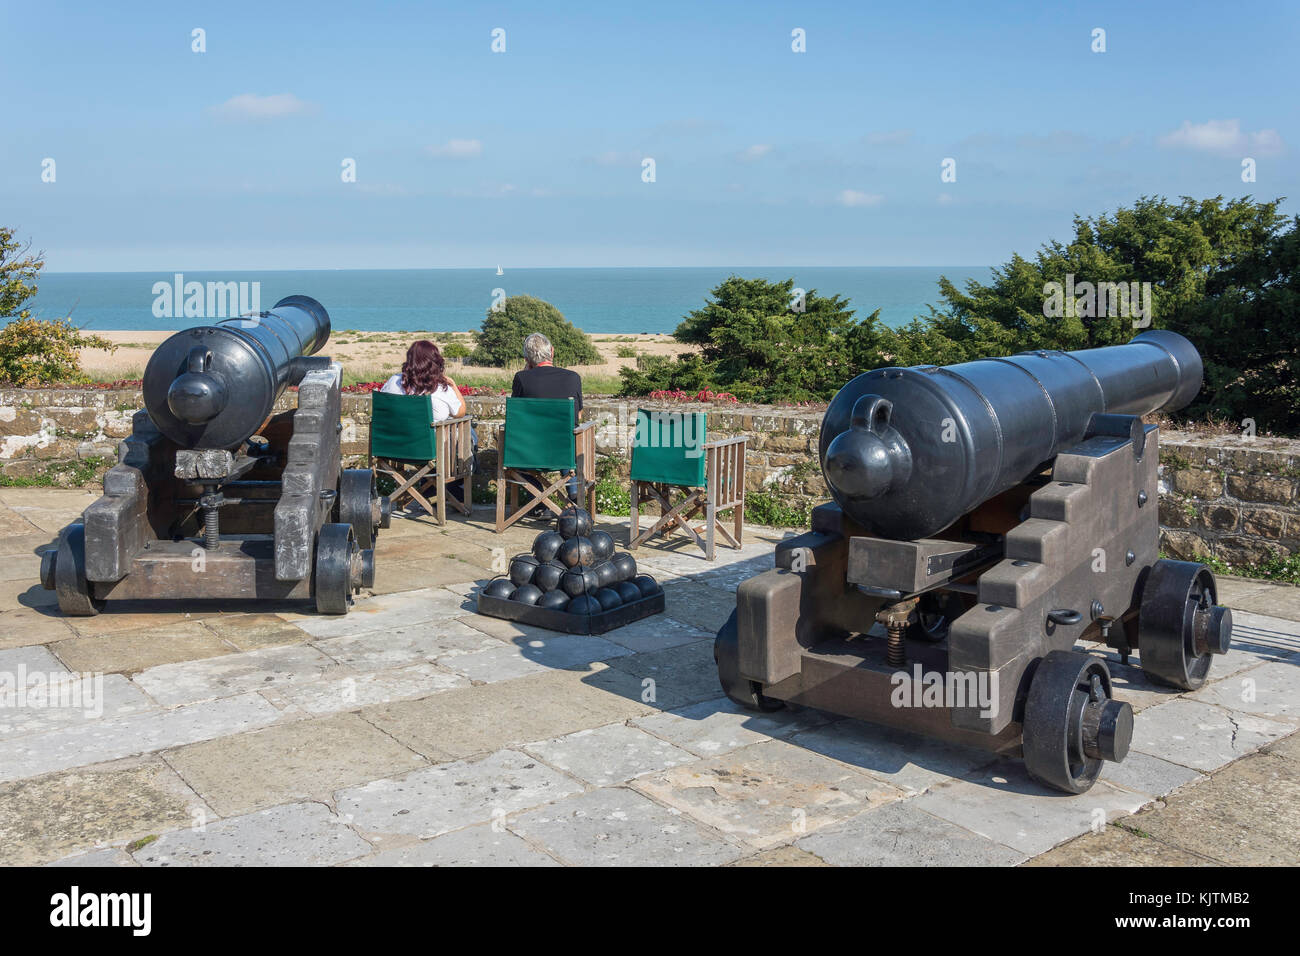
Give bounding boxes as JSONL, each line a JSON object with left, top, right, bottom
{"left": 41, "top": 295, "right": 391, "bottom": 616}
{"left": 716, "top": 332, "right": 1233, "bottom": 794}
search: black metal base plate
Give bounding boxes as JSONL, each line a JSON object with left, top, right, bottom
{"left": 476, "top": 591, "right": 665, "bottom": 635}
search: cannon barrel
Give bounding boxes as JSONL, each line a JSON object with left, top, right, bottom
{"left": 819, "top": 330, "right": 1203, "bottom": 540}
{"left": 142, "top": 294, "right": 331, "bottom": 449}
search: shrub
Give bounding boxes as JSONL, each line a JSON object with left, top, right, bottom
{"left": 443, "top": 342, "right": 472, "bottom": 360}
{"left": 0, "top": 318, "right": 115, "bottom": 386}
{"left": 469, "top": 295, "right": 600, "bottom": 367}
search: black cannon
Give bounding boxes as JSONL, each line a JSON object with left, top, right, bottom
{"left": 716, "top": 331, "right": 1233, "bottom": 794}
{"left": 42, "top": 295, "right": 390, "bottom": 616}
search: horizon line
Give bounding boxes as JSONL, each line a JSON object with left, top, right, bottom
{"left": 41, "top": 264, "right": 994, "bottom": 276}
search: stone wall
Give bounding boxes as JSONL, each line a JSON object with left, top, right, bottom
{"left": 2, "top": 388, "right": 1296, "bottom": 566}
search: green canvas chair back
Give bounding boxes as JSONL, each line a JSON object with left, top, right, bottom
{"left": 370, "top": 391, "right": 436, "bottom": 463}
{"left": 630, "top": 408, "right": 707, "bottom": 487}
{"left": 503, "top": 398, "right": 576, "bottom": 471}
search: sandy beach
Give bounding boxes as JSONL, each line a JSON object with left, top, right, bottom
{"left": 80, "top": 329, "right": 695, "bottom": 386}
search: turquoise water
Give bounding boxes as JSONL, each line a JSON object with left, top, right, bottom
{"left": 25, "top": 267, "right": 991, "bottom": 334}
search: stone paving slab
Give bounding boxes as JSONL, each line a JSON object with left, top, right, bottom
{"left": 45, "top": 848, "right": 139, "bottom": 867}
{"left": 631, "top": 696, "right": 837, "bottom": 757}
{"left": 0, "top": 673, "right": 156, "bottom": 739}
{"left": 0, "top": 606, "right": 75, "bottom": 650}
{"left": 133, "top": 802, "right": 372, "bottom": 867}
{"left": 796, "top": 799, "right": 1027, "bottom": 866}
{"left": 633, "top": 737, "right": 905, "bottom": 849}
{"left": 597, "top": 639, "right": 731, "bottom": 712}
{"left": 788, "top": 720, "right": 997, "bottom": 794}
{"left": 508, "top": 787, "right": 747, "bottom": 866}
{"left": 289, "top": 587, "right": 467, "bottom": 639}
{"left": 728, "top": 844, "right": 830, "bottom": 866}
{"left": 311, "top": 619, "right": 501, "bottom": 668}
{"left": 0, "top": 644, "right": 67, "bottom": 675}
{"left": 444, "top": 632, "right": 633, "bottom": 683}
{"left": 345, "top": 824, "right": 560, "bottom": 867}
{"left": 163, "top": 712, "right": 428, "bottom": 816}
{"left": 524, "top": 722, "right": 698, "bottom": 786}
{"left": 1190, "top": 659, "right": 1300, "bottom": 725}
{"left": 909, "top": 760, "right": 1154, "bottom": 857}
{"left": 1099, "top": 749, "right": 1207, "bottom": 797}
{"left": 133, "top": 644, "right": 336, "bottom": 707}
{"left": 0, "top": 758, "right": 207, "bottom": 866}
{"left": 50, "top": 622, "right": 234, "bottom": 675}
{"left": 1024, "top": 823, "right": 1217, "bottom": 866}
{"left": 274, "top": 662, "right": 470, "bottom": 716}
{"left": 335, "top": 749, "right": 582, "bottom": 840}
{"left": 1129, "top": 698, "right": 1293, "bottom": 772}
{"left": 0, "top": 693, "right": 281, "bottom": 783}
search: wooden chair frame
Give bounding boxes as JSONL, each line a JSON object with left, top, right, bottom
{"left": 630, "top": 435, "right": 747, "bottom": 560}
{"left": 372, "top": 414, "right": 474, "bottom": 526}
{"left": 495, "top": 420, "right": 598, "bottom": 532}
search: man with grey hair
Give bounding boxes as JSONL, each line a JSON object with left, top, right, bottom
{"left": 511, "top": 332, "right": 584, "bottom": 509}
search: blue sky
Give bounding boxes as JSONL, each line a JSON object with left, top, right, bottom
{"left": 2, "top": 0, "right": 1295, "bottom": 271}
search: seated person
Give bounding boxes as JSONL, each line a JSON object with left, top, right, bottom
{"left": 381, "top": 340, "right": 475, "bottom": 499}
{"left": 510, "top": 332, "right": 583, "bottom": 510}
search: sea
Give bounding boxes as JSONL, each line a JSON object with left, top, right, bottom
{"left": 25, "top": 266, "right": 992, "bottom": 334}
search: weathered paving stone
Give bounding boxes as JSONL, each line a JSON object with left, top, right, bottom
{"left": 632, "top": 696, "right": 836, "bottom": 757}
{"left": 789, "top": 720, "right": 995, "bottom": 794}
{"left": 728, "top": 845, "right": 831, "bottom": 867}
{"left": 291, "top": 587, "right": 466, "bottom": 639}
{"left": 1191, "top": 660, "right": 1300, "bottom": 725}
{"left": 525, "top": 722, "right": 698, "bottom": 786}
{"left": 275, "top": 663, "right": 470, "bottom": 716}
{"left": 365, "top": 557, "right": 486, "bottom": 595}
{"left": 1130, "top": 698, "right": 1292, "bottom": 772}
{"left": 595, "top": 615, "right": 712, "bottom": 655}
{"left": 50, "top": 622, "right": 233, "bottom": 676}
{"left": 312, "top": 619, "right": 501, "bottom": 668}
{"left": 346, "top": 824, "right": 560, "bottom": 867}
{"left": 798, "top": 799, "right": 1027, "bottom": 866}
{"left": 1209, "top": 610, "right": 1300, "bottom": 671}
{"left": 660, "top": 582, "right": 742, "bottom": 635}
{"left": 596, "top": 639, "right": 731, "bottom": 712}
{"left": 909, "top": 760, "right": 1152, "bottom": 857}
{"left": 444, "top": 633, "right": 632, "bottom": 683}
{"left": 0, "top": 758, "right": 205, "bottom": 866}
{"left": 633, "top": 738, "right": 904, "bottom": 849}
{"left": 0, "top": 644, "right": 67, "bottom": 675}
{"left": 0, "top": 673, "right": 156, "bottom": 738}
{"left": 163, "top": 712, "right": 427, "bottom": 816}
{"left": 509, "top": 787, "right": 747, "bottom": 866}
{"left": 0, "top": 606, "right": 75, "bottom": 650}
{"left": 134, "top": 802, "right": 372, "bottom": 867}
{"left": 336, "top": 749, "right": 582, "bottom": 840}
{"left": 1024, "top": 823, "right": 1215, "bottom": 866}
{"left": 0, "top": 693, "right": 281, "bottom": 782}
{"left": 133, "top": 644, "right": 336, "bottom": 707}
{"left": 1223, "top": 591, "right": 1300, "bottom": 626}
{"left": 1100, "top": 750, "right": 1206, "bottom": 797}
{"left": 202, "top": 613, "right": 311, "bottom": 650}
{"left": 45, "top": 848, "right": 138, "bottom": 867}
{"left": 361, "top": 667, "right": 648, "bottom": 761}
{"left": 1128, "top": 740, "right": 1300, "bottom": 865}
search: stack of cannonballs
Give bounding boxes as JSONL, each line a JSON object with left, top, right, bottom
{"left": 481, "top": 505, "right": 662, "bottom": 616}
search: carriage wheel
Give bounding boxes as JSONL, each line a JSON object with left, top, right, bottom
{"left": 1138, "top": 559, "right": 1232, "bottom": 690}
{"left": 315, "top": 523, "right": 358, "bottom": 615}
{"left": 1023, "top": 650, "right": 1132, "bottom": 794}
{"left": 338, "top": 469, "right": 380, "bottom": 546}
{"left": 52, "top": 524, "right": 105, "bottom": 616}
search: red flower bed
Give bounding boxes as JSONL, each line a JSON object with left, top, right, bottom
{"left": 646, "top": 388, "right": 739, "bottom": 403}
{"left": 340, "top": 382, "right": 507, "bottom": 396}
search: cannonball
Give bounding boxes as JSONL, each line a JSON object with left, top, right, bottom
{"left": 593, "top": 560, "right": 619, "bottom": 589}
{"left": 615, "top": 581, "right": 642, "bottom": 604}
{"left": 509, "top": 584, "right": 543, "bottom": 605}
{"left": 566, "top": 594, "right": 601, "bottom": 615}
{"left": 532, "top": 562, "right": 565, "bottom": 592}
{"left": 594, "top": 587, "right": 622, "bottom": 611}
{"left": 481, "top": 578, "right": 514, "bottom": 600}
{"left": 558, "top": 536, "right": 595, "bottom": 568}
{"left": 532, "top": 530, "right": 565, "bottom": 563}
{"left": 560, "top": 567, "right": 600, "bottom": 598}
{"left": 537, "top": 589, "right": 570, "bottom": 610}
{"left": 508, "top": 553, "right": 539, "bottom": 587}
{"left": 557, "top": 505, "right": 593, "bottom": 539}
{"left": 611, "top": 553, "right": 637, "bottom": 582}
{"left": 632, "top": 574, "right": 661, "bottom": 598}
{"left": 589, "top": 530, "right": 615, "bottom": 563}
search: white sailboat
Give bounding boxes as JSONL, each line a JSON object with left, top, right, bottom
{"left": 496, "top": 264, "right": 504, "bottom": 276}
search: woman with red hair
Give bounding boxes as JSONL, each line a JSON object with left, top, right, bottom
{"left": 380, "top": 339, "right": 467, "bottom": 420}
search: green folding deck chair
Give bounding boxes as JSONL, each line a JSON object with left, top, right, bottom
{"left": 628, "top": 408, "right": 747, "bottom": 560}
{"left": 495, "top": 397, "right": 596, "bottom": 532}
{"left": 370, "top": 391, "right": 473, "bottom": 526}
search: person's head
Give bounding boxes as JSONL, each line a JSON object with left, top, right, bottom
{"left": 523, "top": 332, "right": 554, "bottom": 369}
{"left": 400, "top": 339, "right": 451, "bottom": 394}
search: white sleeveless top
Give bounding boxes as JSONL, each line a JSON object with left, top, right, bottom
{"left": 379, "top": 375, "right": 461, "bottom": 421}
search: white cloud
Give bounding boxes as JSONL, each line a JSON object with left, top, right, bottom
{"left": 836, "top": 189, "right": 884, "bottom": 208}
{"left": 211, "top": 93, "right": 313, "bottom": 120}
{"left": 427, "top": 139, "right": 484, "bottom": 159}
{"left": 936, "top": 193, "right": 955, "bottom": 205}
{"left": 1158, "top": 119, "right": 1284, "bottom": 156}
{"left": 738, "top": 144, "right": 773, "bottom": 162}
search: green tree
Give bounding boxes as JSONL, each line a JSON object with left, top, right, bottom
{"left": 620, "top": 276, "right": 883, "bottom": 402}
{"left": 1, "top": 227, "right": 43, "bottom": 322}
{"left": 470, "top": 294, "right": 600, "bottom": 367}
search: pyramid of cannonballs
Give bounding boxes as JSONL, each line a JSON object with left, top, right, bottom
{"left": 480, "top": 505, "right": 662, "bottom": 619}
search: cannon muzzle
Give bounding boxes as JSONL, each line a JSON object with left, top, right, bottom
{"left": 819, "top": 330, "right": 1204, "bottom": 539}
